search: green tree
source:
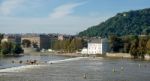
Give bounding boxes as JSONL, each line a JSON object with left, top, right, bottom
{"left": 12, "top": 44, "right": 24, "bottom": 54}
{"left": 122, "top": 36, "right": 130, "bottom": 53}
{"left": 137, "top": 37, "right": 148, "bottom": 58}
{"left": 109, "top": 35, "right": 123, "bottom": 52}
{"left": 130, "top": 38, "right": 139, "bottom": 59}
{"left": 52, "top": 38, "right": 85, "bottom": 53}
{"left": 146, "top": 39, "right": 150, "bottom": 56}
{"left": 69, "top": 39, "right": 76, "bottom": 52}
{"left": 63, "top": 39, "right": 71, "bottom": 52}
{"left": 32, "top": 42, "right": 38, "bottom": 48}
{"left": 53, "top": 40, "right": 61, "bottom": 51}
{"left": 75, "top": 39, "right": 83, "bottom": 50}
{"left": 1, "top": 41, "right": 23, "bottom": 56}
{"left": 78, "top": 8, "right": 150, "bottom": 37}
{"left": 22, "top": 39, "right": 31, "bottom": 47}
{"left": 1, "top": 42, "right": 13, "bottom": 55}
{"left": 142, "top": 27, "right": 150, "bottom": 35}
{"left": 0, "top": 33, "right": 4, "bottom": 44}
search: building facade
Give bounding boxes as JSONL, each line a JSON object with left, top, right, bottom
{"left": 21, "top": 34, "right": 50, "bottom": 49}
{"left": 1, "top": 35, "right": 21, "bottom": 44}
{"left": 87, "top": 38, "right": 109, "bottom": 54}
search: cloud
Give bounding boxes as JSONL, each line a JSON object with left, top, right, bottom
{"left": 0, "top": 0, "right": 25, "bottom": 16}
{"left": 49, "top": 2, "right": 85, "bottom": 19}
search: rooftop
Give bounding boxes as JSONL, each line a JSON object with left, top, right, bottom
{"left": 88, "top": 38, "right": 102, "bottom": 43}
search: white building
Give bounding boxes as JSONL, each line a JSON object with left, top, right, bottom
{"left": 87, "top": 38, "right": 109, "bottom": 54}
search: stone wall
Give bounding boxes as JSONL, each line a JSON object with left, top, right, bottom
{"left": 106, "top": 53, "right": 131, "bottom": 58}
{"left": 106, "top": 53, "right": 150, "bottom": 60}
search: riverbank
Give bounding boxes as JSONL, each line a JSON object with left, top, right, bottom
{"left": 25, "top": 52, "right": 150, "bottom": 61}
{"left": 106, "top": 53, "right": 150, "bottom": 60}
{"left": 106, "top": 53, "right": 131, "bottom": 58}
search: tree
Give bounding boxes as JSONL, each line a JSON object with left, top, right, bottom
{"left": 1, "top": 42, "right": 13, "bottom": 55}
{"left": 146, "top": 39, "right": 150, "bottom": 56}
{"left": 78, "top": 8, "right": 150, "bottom": 37}
{"left": 146, "top": 39, "right": 150, "bottom": 49}
{"left": 12, "top": 44, "right": 24, "bottom": 54}
{"left": 142, "top": 27, "right": 150, "bottom": 35}
{"left": 129, "top": 36, "right": 148, "bottom": 59}
{"left": 130, "top": 38, "right": 139, "bottom": 59}
{"left": 122, "top": 36, "right": 131, "bottom": 53}
{"left": 69, "top": 39, "right": 76, "bottom": 52}
{"left": 53, "top": 40, "right": 61, "bottom": 51}
{"left": 63, "top": 39, "right": 71, "bottom": 52}
{"left": 1, "top": 41, "right": 24, "bottom": 56}
{"left": 22, "top": 39, "right": 31, "bottom": 48}
{"left": 137, "top": 37, "right": 148, "bottom": 58}
{"left": 0, "top": 33, "right": 4, "bottom": 44}
{"left": 32, "top": 42, "right": 38, "bottom": 48}
{"left": 75, "top": 39, "right": 83, "bottom": 50}
{"left": 52, "top": 38, "right": 85, "bottom": 53}
{"left": 109, "top": 35, "right": 123, "bottom": 52}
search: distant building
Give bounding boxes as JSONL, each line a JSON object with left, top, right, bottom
{"left": 1, "top": 35, "right": 21, "bottom": 44}
{"left": 21, "top": 34, "right": 50, "bottom": 49}
{"left": 58, "top": 35, "right": 64, "bottom": 40}
{"left": 58, "top": 34, "right": 74, "bottom": 40}
{"left": 87, "top": 38, "right": 109, "bottom": 54}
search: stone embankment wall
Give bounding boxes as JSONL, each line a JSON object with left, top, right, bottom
{"left": 106, "top": 53, "right": 150, "bottom": 60}
{"left": 106, "top": 53, "right": 131, "bottom": 58}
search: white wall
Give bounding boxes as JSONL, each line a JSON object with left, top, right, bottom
{"left": 88, "top": 43, "right": 102, "bottom": 54}
{"left": 87, "top": 38, "right": 109, "bottom": 54}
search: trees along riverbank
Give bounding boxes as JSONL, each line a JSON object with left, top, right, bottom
{"left": 0, "top": 42, "right": 24, "bottom": 56}
{"left": 52, "top": 38, "right": 87, "bottom": 53}
{"left": 0, "top": 34, "right": 24, "bottom": 57}
{"left": 51, "top": 35, "right": 150, "bottom": 59}
{"left": 109, "top": 35, "right": 150, "bottom": 59}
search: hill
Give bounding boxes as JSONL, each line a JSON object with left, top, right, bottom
{"left": 78, "top": 8, "right": 150, "bottom": 37}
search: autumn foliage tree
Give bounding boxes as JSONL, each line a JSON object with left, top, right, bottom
{"left": 52, "top": 38, "right": 85, "bottom": 53}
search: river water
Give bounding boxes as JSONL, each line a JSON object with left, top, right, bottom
{"left": 0, "top": 55, "right": 150, "bottom": 81}
{"left": 0, "top": 54, "right": 69, "bottom": 69}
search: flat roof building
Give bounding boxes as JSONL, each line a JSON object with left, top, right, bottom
{"left": 21, "top": 34, "right": 50, "bottom": 49}
{"left": 88, "top": 38, "right": 109, "bottom": 54}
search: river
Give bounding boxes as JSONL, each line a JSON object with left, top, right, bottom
{"left": 0, "top": 55, "right": 150, "bottom": 81}
{"left": 0, "top": 54, "right": 70, "bottom": 69}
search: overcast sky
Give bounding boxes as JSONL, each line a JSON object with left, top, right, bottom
{"left": 0, "top": 0, "right": 150, "bottom": 35}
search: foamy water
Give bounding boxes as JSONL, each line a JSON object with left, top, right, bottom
{"left": 0, "top": 65, "right": 45, "bottom": 72}
{"left": 0, "top": 57, "right": 85, "bottom": 73}
{"left": 47, "top": 57, "right": 87, "bottom": 64}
